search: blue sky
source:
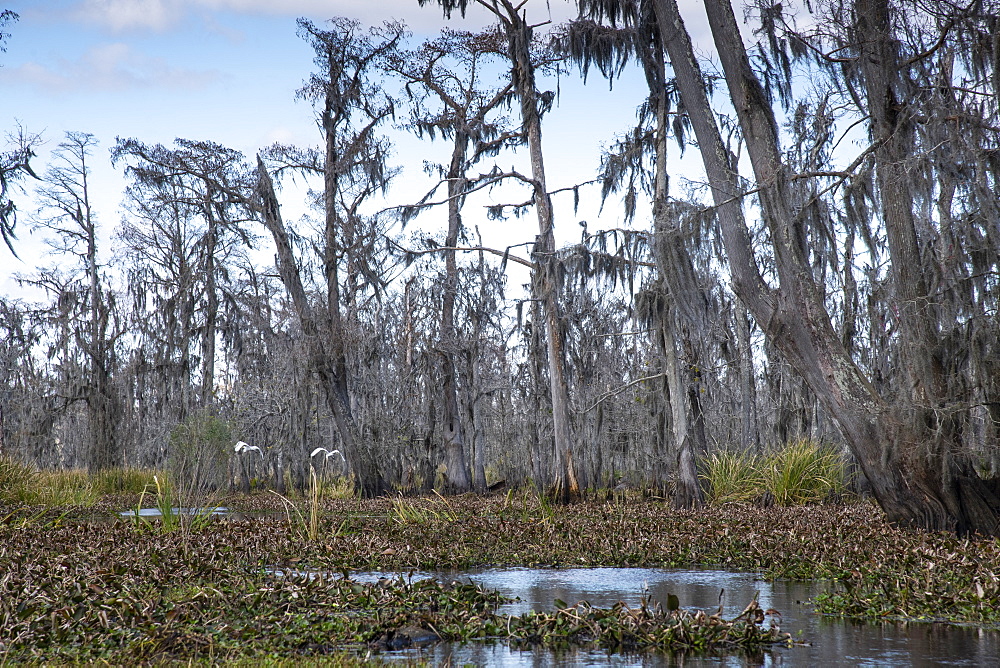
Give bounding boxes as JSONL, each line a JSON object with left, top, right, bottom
{"left": 1, "top": 0, "right": 717, "bottom": 297}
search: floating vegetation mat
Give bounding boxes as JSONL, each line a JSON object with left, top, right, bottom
{"left": 1, "top": 494, "right": 999, "bottom": 662}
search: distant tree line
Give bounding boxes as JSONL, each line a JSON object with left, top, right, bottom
{"left": 1, "top": 0, "right": 999, "bottom": 535}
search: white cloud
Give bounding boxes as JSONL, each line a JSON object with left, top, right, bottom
{"left": 0, "top": 41, "right": 220, "bottom": 92}
{"left": 48, "top": 0, "right": 716, "bottom": 40}
{"left": 74, "top": 0, "right": 181, "bottom": 32}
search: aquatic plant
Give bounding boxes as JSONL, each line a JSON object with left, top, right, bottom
{"left": 169, "top": 410, "right": 233, "bottom": 496}
{"left": 389, "top": 492, "right": 456, "bottom": 525}
{"left": 3, "top": 493, "right": 1000, "bottom": 662}
{"left": 268, "top": 488, "right": 322, "bottom": 542}
{"left": 502, "top": 596, "right": 791, "bottom": 651}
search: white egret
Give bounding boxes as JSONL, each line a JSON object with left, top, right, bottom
{"left": 311, "top": 447, "right": 346, "bottom": 476}
{"left": 310, "top": 447, "right": 345, "bottom": 462}
{"left": 234, "top": 441, "right": 263, "bottom": 457}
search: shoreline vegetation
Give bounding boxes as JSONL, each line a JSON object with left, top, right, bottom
{"left": 3, "top": 480, "right": 1000, "bottom": 664}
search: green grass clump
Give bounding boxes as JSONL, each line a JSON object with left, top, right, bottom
{"left": 93, "top": 467, "right": 159, "bottom": 495}
{"left": 0, "top": 455, "right": 39, "bottom": 503}
{"left": 702, "top": 439, "right": 847, "bottom": 506}
{"left": 701, "top": 450, "right": 764, "bottom": 504}
{"left": 30, "top": 469, "right": 98, "bottom": 506}
{"left": 0, "top": 459, "right": 166, "bottom": 507}
{"left": 764, "top": 439, "right": 846, "bottom": 505}
{"left": 0, "top": 458, "right": 95, "bottom": 506}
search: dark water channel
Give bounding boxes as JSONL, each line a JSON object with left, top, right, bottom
{"left": 348, "top": 567, "right": 1000, "bottom": 667}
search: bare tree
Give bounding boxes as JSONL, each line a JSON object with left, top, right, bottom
{"left": 387, "top": 26, "right": 522, "bottom": 492}
{"left": 0, "top": 11, "right": 40, "bottom": 255}
{"left": 112, "top": 138, "right": 256, "bottom": 465}
{"left": 29, "top": 132, "right": 121, "bottom": 470}
{"left": 561, "top": 2, "right": 720, "bottom": 506}
{"left": 257, "top": 17, "right": 405, "bottom": 496}
{"left": 421, "top": 0, "right": 587, "bottom": 500}
{"left": 1, "top": 127, "right": 41, "bottom": 257}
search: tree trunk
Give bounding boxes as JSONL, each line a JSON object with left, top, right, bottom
{"left": 645, "top": 52, "right": 705, "bottom": 507}
{"left": 736, "top": 307, "right": 760, "bottom": 452}
{"left": 200, "top": 204, "right": 218, "bottom": 407}
{"left": 505, "top": 10, "right": 584, "bottom": 500}
{"left": 440, "top": 136, "right": 472, "bottom": 493}
{"left": 79, "top": 148, "right": 118, "bottom": 472}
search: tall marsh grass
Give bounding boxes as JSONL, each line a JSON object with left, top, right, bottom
{"left": 30, "top": 469, "right": 98, "bottom": 506}
{"left": 0, "top": 456, "right": 163, "bottom": 506}
{"left": 1, "top": 458, "right": 96, "bottom": 505}
{"left": 764, "top": 439, "right": 847, "bottom": 505}
{"left": 702, "top": 439, "right": 848, "bottom": 506}
{"left": 701, "top": 450, "right": 765, "bottom": 504}
{"left": 93, "top": 467, "right": 159, "bottom": 495}
{"left": 0, "top": 455, "right": 40, "bottom": 503}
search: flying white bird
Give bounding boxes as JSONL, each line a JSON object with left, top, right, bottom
{"left": 310, "top": 447, "right": 345, "bottom": 462}
{"left": 234, "top": 441, "right": 263, "bottom": 457}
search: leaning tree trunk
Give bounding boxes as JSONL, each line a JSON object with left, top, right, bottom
{"left": 255, "top": 157, "right": 386, "bottom": 497}
{"left": 656, "top": 0, "right": 1000, "bottom": 534}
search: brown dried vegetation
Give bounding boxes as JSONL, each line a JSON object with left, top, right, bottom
{"left": 2, "top": 494, "right": 1000, "bottom": 662}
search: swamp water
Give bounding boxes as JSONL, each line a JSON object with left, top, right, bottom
{"left": 337, "top": 567, "right": 1000, "bottom": 667}
{"left": 118, "top": 507, "right": 230, "bottom": 518}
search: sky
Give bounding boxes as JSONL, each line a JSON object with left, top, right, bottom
{"left": 0, "top": 0, "right": 720, "bottom": 300}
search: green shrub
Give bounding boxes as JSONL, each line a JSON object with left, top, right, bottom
{"left": 168, "top": 410, "right": 233, "bottom": 498}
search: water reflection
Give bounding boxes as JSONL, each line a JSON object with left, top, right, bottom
{"left": 348, "top": 567, "right": 1000, "bottom": 667}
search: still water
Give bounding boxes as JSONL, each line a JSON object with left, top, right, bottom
{"left": 118, "top": 507, "right": 230, "bottom": 517}
{"left": 349, "top": 567, "right": 1000, "bottom": 667}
